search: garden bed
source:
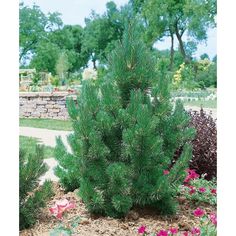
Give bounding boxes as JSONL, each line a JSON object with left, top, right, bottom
{"left": 20, "top": 182, "right": 216, "bottom": 236}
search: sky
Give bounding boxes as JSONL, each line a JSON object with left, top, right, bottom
{"left": 22, "top": 0, "right": 216, "bottom": 59}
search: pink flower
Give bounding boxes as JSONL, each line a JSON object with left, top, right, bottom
{"left": 193, "top": 208, "right": 205, "bottom": 217}
{"left": 163, "top": 170, "right": 170, "bottom": 175}
{"left": 49, "top": 199, "right": 76, "bottom": 219}
{"left": 157, "top": 229, "right": 168, "bottom": 236}
{"left": 138, "top": 225, "right": 147, "bottom": 234}
{"left": 169, "top": 227, "right": 178, "bottom": 234}
{"left": 184, "top": 169, "right": 199, "bottom": 183}
{"left": 191, "top": 227, "right": 201, "bottom": 235}
{"left": 209, "top": 213, "right": 217, "bottom": 225}
{"left": 211, "top": 189, "right": 217, "bottom": 194}
{"left": 189, "top": 187, "right": 196, "bottom": 195}
{"left": 198, "top": 187, "right": 206, "bottom": 193}
{"left": 182, "top": 231, "right": 189, "bottom": 236}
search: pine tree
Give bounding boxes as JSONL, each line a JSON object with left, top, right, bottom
{"left": 55, "top": 22, "right": 195, "bottom": 217}
{"left": 20, "top": 146, "right": 54, "bottom": 229}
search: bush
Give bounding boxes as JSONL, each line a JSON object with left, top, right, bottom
{"left": 55, "top": 23, "right": 195, "bottom": 217}
{"left": 20, "top": 145, "right": 54, "bottom": 230}
{"left": 54, "top": 136, "right": 80, "bottom": 192}
{"left": 189, "top": 109, "right": 217, "bottom": 180}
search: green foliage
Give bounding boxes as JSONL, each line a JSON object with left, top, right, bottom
{"left": 30, "top": 41, "right": 61, "bottom": 74}
{"left": 19, "top": 146, "right": 54, "bottom": 230}
{"left": 200, "top": 219, "right": 217, "bottom": 236}
{"left": 130, "top": 0, "right": 216, "bottom": 62}
{"left": 50, "top": 224, "right": 73, "bottom": 236}
{"left": 179, "top": 177, "right": 217, "bottom": 205}
{"left": 19, "top": 136, "right": 54, "bottom": 159}
{"left": 19, "top": 2, "right": 62, "bottom": 64}
{"left": 54, "top": 136, "right": 80, "bottom": 192}
{"left": 82, "top": 2, "right": 130, "bottom": 68}
{"left": 55, "top": 22, "right": 195, "bottom": 217}
{"left": 49, "top": 216, "right": 81, "bottom": 236}
{"left": 19, "top": 118, "right": 73, "bottom": 131}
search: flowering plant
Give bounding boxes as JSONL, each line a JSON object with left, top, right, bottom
{"left": 49, "top": 199, "right": 76, "bottom": 219}
{"left": 194, "top": 209, "right": 217, "bottom": 236}
{"left": 179, "top": 176, "right": 216, "bottom": 205}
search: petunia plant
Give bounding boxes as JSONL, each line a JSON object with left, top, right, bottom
{"left": 49, "top": 199, "right": 76, "bottom": 220}
{"left": 136, "top": 211, "right": 217, "bottom": 236}
{"left": 179, "top": 172, "right": 216, "bottom": 205}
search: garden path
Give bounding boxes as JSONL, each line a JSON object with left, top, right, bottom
{"left": 185, "top": 106, "right": 217, "bottom": 119}
{"left": 20, "top": 127, "right": 72, "bottom": 184}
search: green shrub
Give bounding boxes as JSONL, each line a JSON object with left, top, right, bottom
{"left": 55, "top": 22, "right": 195, "bottom": 217}
{"left": 19, "top": 146, "right": 54, "bottom": 230}
{"left": 54, "top": 136, "right": 80, "bottom": 192}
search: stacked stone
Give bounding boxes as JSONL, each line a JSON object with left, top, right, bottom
{"left": 19, "top": 92, "right": 77, "bottom": 120}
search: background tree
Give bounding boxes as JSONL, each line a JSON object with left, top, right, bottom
{"left": 19, "top": 2, "right": 62, "bottom": 65}
{"left": 130, "top": 0, "right": 216, "bottom": 67}
{"left": 30, "top": 41, "right": 60, "bottom": 74}
{"left": 82, "top": 1, "right": 130, "bottom": 69}
{"left": 55, "top": 51, "right": 71, "bottom": 84}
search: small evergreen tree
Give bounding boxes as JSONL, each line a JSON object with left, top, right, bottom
{"left": 55, "top": 22, "right": 195, "bottom": 217}
{"left": 20, "top": 145, "right": 54, "bottom": 230}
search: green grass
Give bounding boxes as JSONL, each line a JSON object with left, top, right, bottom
{"left": 19, "top": 136, "right": 54, "bottom": 159}
{"left": 20, "top": 118, "right": 73, "bottom": 131}
{"left": 183, "top": 99, "right": 217, "bottom": 109}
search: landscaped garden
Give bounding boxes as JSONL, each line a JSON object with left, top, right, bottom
{"left": 19, "top": 0, "right": 217, "bottom": 235}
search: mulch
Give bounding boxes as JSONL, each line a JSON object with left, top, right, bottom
{"left": 20, "top": 182, "right": 216, "bottom": 236}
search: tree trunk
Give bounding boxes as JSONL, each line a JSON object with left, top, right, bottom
{"left": 92, "top": 58, "right": 97, "bottom": 70}
{"left": 169, "top": 32, "right": 174, "bottom": 71}
{"left": 174, "top": 22, "right": 190, "bottom": 63}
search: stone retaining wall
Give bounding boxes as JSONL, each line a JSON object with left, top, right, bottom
{"left": 19, "top": 92, "right": 77, "bottom": 120}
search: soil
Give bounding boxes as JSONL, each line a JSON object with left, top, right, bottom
{"left": 20, "top": 182, "right": 216, "bottom": 236}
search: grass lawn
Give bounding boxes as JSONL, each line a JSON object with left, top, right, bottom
{"left": 19, "top": 136, "right": 55, "bottom": 159}
{"left": 20, "top": 118, "right": 73, "bottom": 131}
{"left": 183, "top": 99, "right": 217, "bottom": 109}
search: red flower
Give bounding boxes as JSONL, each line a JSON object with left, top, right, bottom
{"left": 189, "top": 188, "right": 196, "bottom": 195}
{"left": 182, "top": 232, "right": 189, "bottom": 236}
{"left": 157, "top": 229, "right": 168, "bottom": 236}
{"left": 198, "top": 187, "right": 206, "bottom": 193}
{"left": 163, "top": 170, "right": 170, "bottom": 175}
{"left": 191, "top": 227, "right": 201, "bottom": 235}
{"left": 211, "top": 189, "right": 217, "bottom": 194}
{"left": 193, "top": 208, "right": 205, "bottom": 217}
{"left": 138, "top": 225, "right": 147, "bottom": 234}
{"left": 49, "top": 199, "right": 76, "bottom": 219}
{"left": 209, "top": 213, "right": 217, "bottom": 225}
{"left": 184, "top": 169, "right": 199, "bottom": 183}
{"left": 169, "top": 227, "right": 178, "bottom": 234}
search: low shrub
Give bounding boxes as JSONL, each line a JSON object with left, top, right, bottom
{"left": 174, "top": 108, "right": 216, "bottom": 180}
{"left": 19, "top": 145, "right": 54, "bottom": 230}
{"left": 189, "top": 109, "right": 217, "bottom": 180}
{"left": 179, "top": 172, "right": 216, "bottom": 205}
